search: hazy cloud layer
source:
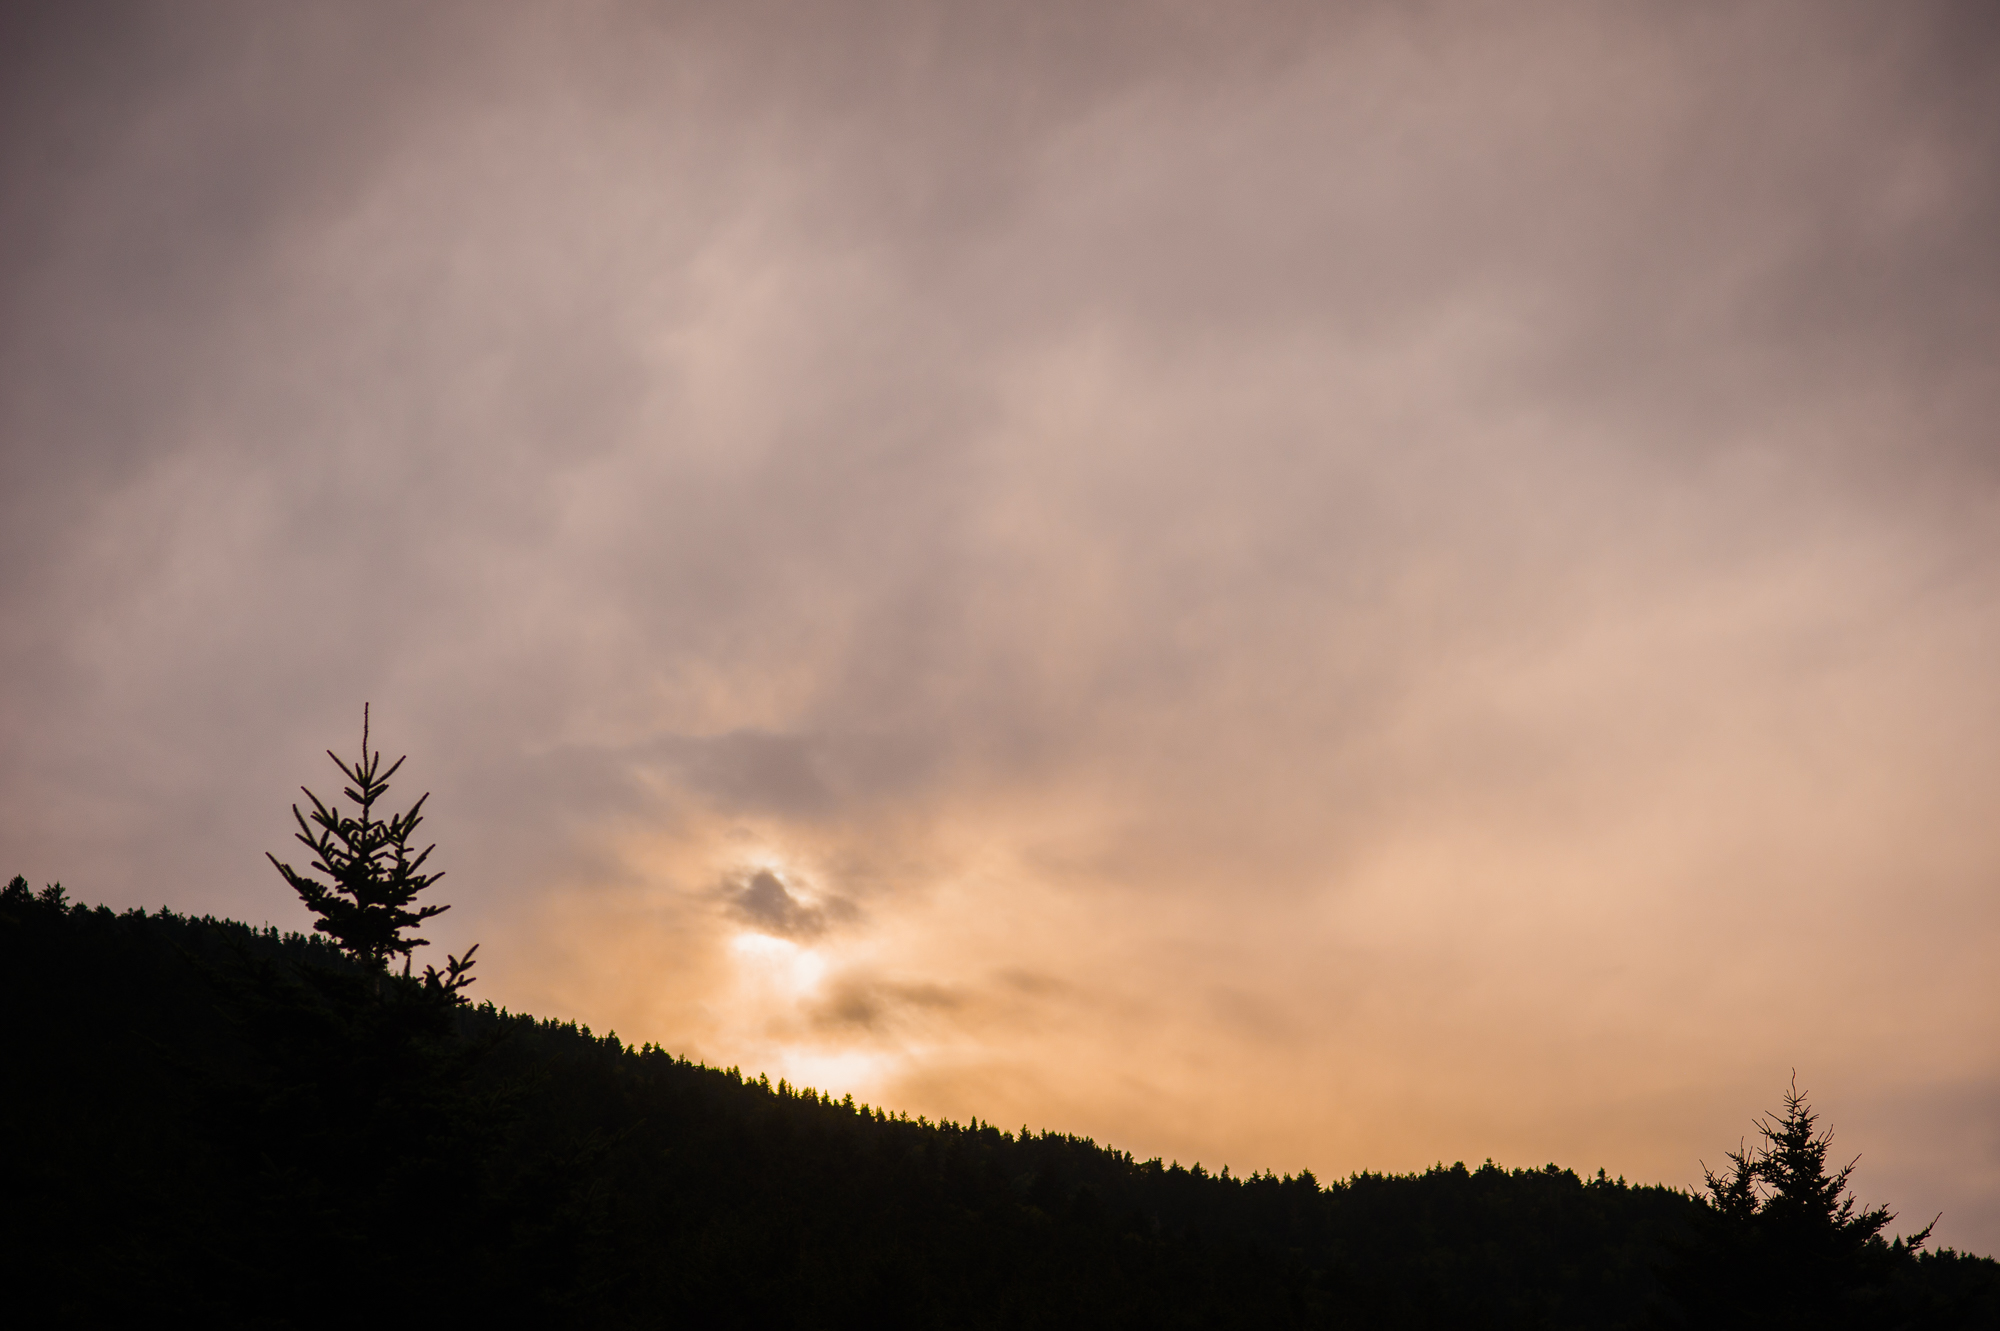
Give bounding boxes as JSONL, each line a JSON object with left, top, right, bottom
{"left": 4, "top": 2, "right": 1999, "bottom": 1249}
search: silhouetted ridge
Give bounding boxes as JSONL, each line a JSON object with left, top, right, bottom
{"left": 4, "top": 878, "right": 1993, "bottom": 1328}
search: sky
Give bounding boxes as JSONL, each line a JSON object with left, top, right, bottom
{"left": 4, "top": 0, "right": 1999, "bottom": 1252}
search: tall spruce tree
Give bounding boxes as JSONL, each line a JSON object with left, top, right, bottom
{"left": 268, "top": 705, "right": 474, "bottom": 991}
{"left": 1689, "top": 1075, "right": 1929, "bottom": 1326}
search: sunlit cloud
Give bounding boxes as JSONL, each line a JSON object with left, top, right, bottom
{"left": 4, "top": 0, "right": 1998, "bottom": 1251}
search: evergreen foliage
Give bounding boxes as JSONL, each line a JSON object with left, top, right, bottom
{"left": 1678, "top": 1076, "right": 1940, "bottom": 1328}
{"left": 266, "top": 705, "right": 474, "bottom": 990}
{"left": 5, "top": 876, "right": 1995, "bottom": 1327}
{"left": 3, "top": 708, "right": 1991, "bottom": 1327}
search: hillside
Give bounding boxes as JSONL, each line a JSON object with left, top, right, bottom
{"left": 4, "top": 876, "right": 1994, "bottom": 1328}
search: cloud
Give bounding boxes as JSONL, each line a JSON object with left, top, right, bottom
{"left": 725, "top": 867, "right": 857, "bottom": 941}
{"left": 3, "top": 0, "right": 1999, "bottom": 1252}
{"left": 809, "top": 973, "right": 961, "bottom": 1033}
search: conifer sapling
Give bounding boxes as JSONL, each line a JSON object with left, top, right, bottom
{"left": 268, "top": 705, "right": 476, "bottom": 994}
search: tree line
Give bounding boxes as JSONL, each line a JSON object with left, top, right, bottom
{"left": 3, "top": 714, "right": 1994, "bottom": 1326}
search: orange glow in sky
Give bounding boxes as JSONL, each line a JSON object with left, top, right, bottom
{"left": 3, "top": 0, "right": 1997, "bottom": 1253}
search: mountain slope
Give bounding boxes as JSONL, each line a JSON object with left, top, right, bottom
{"left": 4, "top": 878, "right": 1991, "bottom": 1328}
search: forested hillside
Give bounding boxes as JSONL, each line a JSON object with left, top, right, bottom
{"left": 4, "top": 878, "right": 1994, "bottom": 1328}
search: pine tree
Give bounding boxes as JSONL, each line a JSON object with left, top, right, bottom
{"left": 1749, "top": 1079, "right": 1891, "bottom": 1247}
{"left": 1689, "top": 1075, "right": 1930, "bottom": 1327}
{"left": 267, "top": 705, "right": 475, "bottom": 992}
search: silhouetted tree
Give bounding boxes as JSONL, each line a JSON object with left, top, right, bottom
{"left": 1687, "top": 1075, "right": 1930, "bottom": 1327}
{"left": 268, "top": 704, "right": 474, "bottom": 992}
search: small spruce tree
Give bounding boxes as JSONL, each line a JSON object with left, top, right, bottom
{"left": 268, "top": 705, "right": 475, "bottom": 993}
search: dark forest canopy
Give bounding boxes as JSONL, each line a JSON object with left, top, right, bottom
{"left": 3, "top": 877, "right": 1994, "bottom": 1329}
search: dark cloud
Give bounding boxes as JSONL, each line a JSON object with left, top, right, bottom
{"left": 725, "top": 868, "right": 855, "bottom": 940}
{"left": 811, "top": 973, "right": 962, "bottom": 1032}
